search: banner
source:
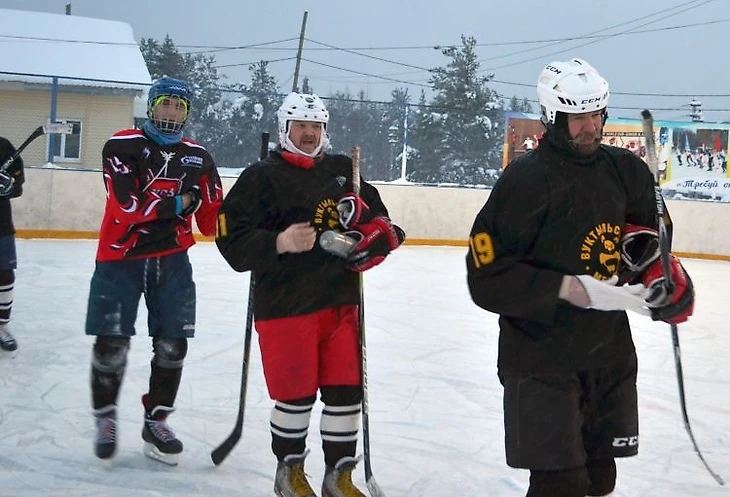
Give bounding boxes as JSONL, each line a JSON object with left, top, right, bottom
{"left": 503, "top": 112, "right": 730, "bottom": 201}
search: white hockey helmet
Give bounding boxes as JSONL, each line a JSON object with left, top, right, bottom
{"left": 277, "top": 92, "right": 331, "bottom": 157}
{"left": 537, "top": 58, "right": 609, "bottom": 125}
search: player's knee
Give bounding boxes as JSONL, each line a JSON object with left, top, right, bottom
{"left": 92, "top": 336, "right": 130, "bottom": 373}
{"left": 0, "top": 269, "right": 14, "bottom": 286}
{"left": 586, "top": 459, "right": 616, "bottom": 496}
{"left": 152, "top": 337, "right": 188, "bottom": 368}
{"left": 320, "top": 385, "right": 362, "bottom": 406}
{"left": 527, "top": 466, "right": 589, "bottom": 497}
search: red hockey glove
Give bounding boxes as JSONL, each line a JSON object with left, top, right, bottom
{"left": 346, "top": 217, "right": 405, "bottom": 272}
{"left": 618, "top": 224, "right": 660, "bottom": 284}
{"left": 641, "top": 255, "right": 695, "bottom": 324}
{"left": 337, "top": 192, "right": 370, "bottom": 229}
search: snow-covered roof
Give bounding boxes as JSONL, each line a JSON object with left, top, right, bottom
{"left": 0, "top": 8, "right": 151, "bottom": 91}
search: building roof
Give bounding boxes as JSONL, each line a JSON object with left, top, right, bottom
{"left": 0, "top": 8, "right": 151, "bottom": 91}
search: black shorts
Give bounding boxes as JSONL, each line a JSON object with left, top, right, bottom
{"left": 499, "top": 357, "right": 639, "bottom": 470}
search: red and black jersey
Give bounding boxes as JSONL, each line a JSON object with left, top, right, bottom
{"left": 96, "top": 128, "right": 223, "bottom": 261}
{"left": 216, "top": 150, "right": 390, "bottom": 321}
{"left": 467, "top": 141, "right": 671, "bottom": 373}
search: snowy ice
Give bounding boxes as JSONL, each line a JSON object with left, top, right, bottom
{"left": 0, "top": 240, "right": 727, "bottom": 496}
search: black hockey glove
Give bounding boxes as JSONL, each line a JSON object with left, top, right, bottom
{"left": 0, "top": 171, "right": 14, "bottom": 198}
{"left": 180, "top": 185, "right": 202, "bottom": 217}
{"left": 618, "top": 224, "right": 660, "bottom": 284}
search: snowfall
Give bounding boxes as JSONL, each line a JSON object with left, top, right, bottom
{"left": 0, "top": 240, "right": 727, "bottom": 497}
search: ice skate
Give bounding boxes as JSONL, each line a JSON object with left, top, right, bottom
{"left": 141, "top": 394, "right": 183, "bottom": 465}
{"left": 321, "top": 456, "right": 366, "bottom": 497}
{"left": 0, "top": 324, "right": 17, "bottom": 353}
{"left": 274, "top": 450, "right": 316, "bottom": 497}
{"left": 93, "top": 405, "right": 118, "bottom": 460}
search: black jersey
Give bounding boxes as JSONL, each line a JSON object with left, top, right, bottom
{"left": 0, "top": 136, "right": 24, "bottom": 237}
{"left": 216, "top": 150, "right": 390, "bottom": 321}
{"left": 467, "top": 140, "right": 669, "bottom": 373}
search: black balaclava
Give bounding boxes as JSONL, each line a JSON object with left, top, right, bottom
{"left": 541, "top": 109, "right": 607, "bottom": 162}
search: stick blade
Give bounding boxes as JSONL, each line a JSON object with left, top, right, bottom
{"left": 366, "top": 476, "right": 387, "bottom": 497}
{"left": 210, "top": 428, "right": 241, "bottom": 466}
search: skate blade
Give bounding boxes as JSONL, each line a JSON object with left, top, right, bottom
{"left": 143, "top": 442, "right": 179, "bottom": 466}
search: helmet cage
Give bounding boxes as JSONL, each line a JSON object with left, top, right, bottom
{"left": 147, "top": 76, "right": 193, "bottom": 134}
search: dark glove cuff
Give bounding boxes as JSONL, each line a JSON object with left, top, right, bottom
{"left": 650, "top": 269, "right": 694, "bottom": 322}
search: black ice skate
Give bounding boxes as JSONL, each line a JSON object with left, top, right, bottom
{"left": 321, "top": 456, "right": 366, "bottom": 497}
{"left": 274, "top": 450, "right": 316, "bottom": 497}
{"left": 0, "top": 325, "right": 17, "bottom": 352}
{"left": 141, "top": 394, "right": 183, "bottom": 465}
{"left": 93, "top": 405, "right": 118, "bottom": 460}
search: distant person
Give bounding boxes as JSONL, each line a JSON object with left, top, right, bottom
{"left": 466, "top": 58, "right": 694, "bottom": 497}
{"left": 84, "top": 76, "right": 223, "bottom": 465}
{"left": 216, "top": 92, "right": 404, "bottom": 497}
{"left": 522, "top": 135, "right": 535, "bottom": 150}
{"left": 0, "top": 136, "right": 24, "bottom": 353}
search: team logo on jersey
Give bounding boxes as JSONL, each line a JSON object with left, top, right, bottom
{"left": 313, "top": 197, "right": 341, "bottom": 231}
{"left": 579, "top": 222, "right": 621, "bottom": 278}
{"left": 180, "top": 155, "right": 204, "bottom": 167}
{"left": 335, "top": 176, "right": 347, "bottom": 187}
{"left": 160, "top": 151, "right": 176, "bottom": 169}
{"left": 148, "top": 177, "right": 183, "bottom": 198}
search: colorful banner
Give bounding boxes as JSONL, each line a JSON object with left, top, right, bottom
{"left": 503, "top": 112, "right": 730, "bottom": 201}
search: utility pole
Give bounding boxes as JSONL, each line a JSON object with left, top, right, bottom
{"left": 689, "top": 97, "right": 703, "bottom": 122}
{"left": 399, "top": 105, "right": 409, "bottom": 181}
{"left": 292, "top": 11, "right": 308, "bottom": 92}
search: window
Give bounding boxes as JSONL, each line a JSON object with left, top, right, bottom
{"left": 50, "top": 119, "right": 82, "bottom": 162}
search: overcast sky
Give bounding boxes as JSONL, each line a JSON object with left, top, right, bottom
{"left": 1, "top": 0, "right": 727, "bottom": 121}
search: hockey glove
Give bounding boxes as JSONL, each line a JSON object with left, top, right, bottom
{"left": 618, "top": 224, "right": 660, "bottom": 284}
{"left": 180, "top": 185, "right": 202, "bottom": 217}
{"left": 337, "top": 192, "right": 370, "bottom": 229}
{"left": 346, "top": 216, "right": 405, "bottom": 272}
{"left": 574, "top": 275, "right": 651, "bottom": 316}
{"left": 641, "top": 255, "right": 695, "bottom": 324}
{"left": 0, "top": 171, "right": 14, "bottom": 198}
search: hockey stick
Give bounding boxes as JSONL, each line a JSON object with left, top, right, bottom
{"left": 1, "top": 122, "right": 73, "bottom": 173}
{"left": 351, "top": 147, "right": 387, "bottom": 497}
{"left": 210, "top": 131, "right": 269, "bottom": 466}
{"left": 641, "top": 109, "right": 725, "bottom": 486}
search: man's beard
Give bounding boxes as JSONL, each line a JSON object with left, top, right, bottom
{"left": 569, "top": 132, "right": 602, "bottom": 157}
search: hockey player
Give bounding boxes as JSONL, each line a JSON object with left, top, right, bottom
{"left": 466, "top": 58, "right": 694, "bottom": 497}
{"left": 216, "top": 92, "right": 404, "bottom": 497}
{"left": 0, "top": 136, "right": 24, "bottom": 353}
{"left": 84, "top": 76, "right": 223, "bottom": 464}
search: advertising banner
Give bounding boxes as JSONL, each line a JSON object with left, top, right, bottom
{"left": 503, "top": 112, "right": 730, "bottom": 201}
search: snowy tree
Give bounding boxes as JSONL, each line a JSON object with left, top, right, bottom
{"left": 422, "top": 35, "right": 505, "bottom": 185}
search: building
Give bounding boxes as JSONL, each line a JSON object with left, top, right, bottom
{"left": 0, "top": 8, "right": 151, "bottom": 169}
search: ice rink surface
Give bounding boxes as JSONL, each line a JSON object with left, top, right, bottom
{"left": 0, "top": 240, "right": 727, "bottom": 496}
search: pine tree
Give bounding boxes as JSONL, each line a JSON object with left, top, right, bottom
{"left": 426, "top": 35, "right": 504, "bottom": 185}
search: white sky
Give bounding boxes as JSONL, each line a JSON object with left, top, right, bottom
{"left": 0, "top": 240, "right": 728, "bottom": 496}
{"left": 0, "top": 0, "right": 726, "bottom": 122}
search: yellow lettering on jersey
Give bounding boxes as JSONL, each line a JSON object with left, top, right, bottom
{"left": 217, "top": 212, "right": 228, "bottom": 238}
{"left": 469, "top": 232, "right": 495, "bottom": 268}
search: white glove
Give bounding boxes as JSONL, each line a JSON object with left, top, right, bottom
{"left": 574, "top": 275, "right": 651, "bottom": 316}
